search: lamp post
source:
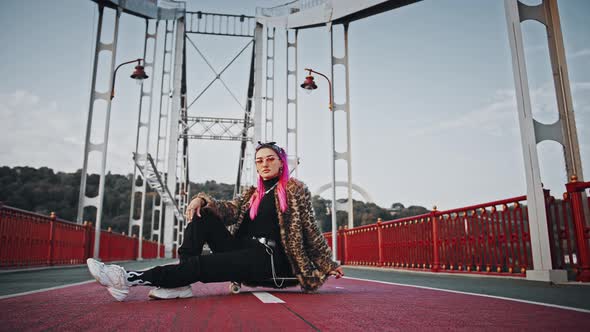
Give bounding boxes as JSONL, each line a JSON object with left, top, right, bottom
{"left": 300, "top": 68, "right": 338, "bottom": 262}
{"left": 111, "top": 58, "right": 148, "bottom": 100}
{"left": 89, "top": 58, "right": 148, "bottom": 259}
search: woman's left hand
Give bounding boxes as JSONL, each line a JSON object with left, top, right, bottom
{"left": 329, "top": 266, "right": 344, "bottom": 279}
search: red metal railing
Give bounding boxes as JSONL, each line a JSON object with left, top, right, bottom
{"left": 326, "top": 195, "right": 533, "bottom": 277}
{"left": 323, "top": 231, "right": 345, "bottom": 262}
{"left": 546, "top": 177, "right": 590, "bottom": 281}
{"left": 3, "top": 178, "right": 588, "bottom": 279}
{"left": 326, "top": 180, "right": 590, "bottom": 280}
{"left": 0, "top": 203, "right": 165, "bottom": 268}
{"left": 434, "top": 196, "right": 531, "bottom": 276}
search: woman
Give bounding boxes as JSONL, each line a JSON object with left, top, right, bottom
{"left": 87, "top": 142, "right": 343, "bottom": 301}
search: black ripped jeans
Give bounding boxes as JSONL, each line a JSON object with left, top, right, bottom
{"left": 135, "top": 212, "right": 291, "bottom": 288}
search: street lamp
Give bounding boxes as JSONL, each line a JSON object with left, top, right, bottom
{"left": 300, "top": 68, "right": 332, "bottom": 110}
{"left": 300, "top": 68, "right": 338, "bottom": 262}
{"left": 111, "top": 58, "right": 148, "bottom": 100}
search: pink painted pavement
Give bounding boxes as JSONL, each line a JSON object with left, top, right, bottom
{"left": 1, "top": 278, "right": 588, "bottom": 331}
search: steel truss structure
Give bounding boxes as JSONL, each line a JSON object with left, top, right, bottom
{"left": 77, "top": 3, "right": 123, "bottom": 259}
{"left": 127, "top": 19, "right": 158, "bottom": 260}
{"left": 181, "top": 116, "right": 252, "bottom": 141}
{"left": 76, "top": 1, "right": 585, "bottom": 281}
{"left": 255, "top": 0, "right": 584, "bottom": 278}
{"left": 183, "top": 12, "right": 258, "bottom": 198}
{"left": 504, "top": 0, "right": 585, "bottom": 282}
{"left": 78, "top": 0, "right": 186, "bottom": 259}
{"left": 150, "top": 19, "right": 176, "bottom": 258}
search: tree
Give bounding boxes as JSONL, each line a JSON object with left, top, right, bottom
{"left": 0, "top": 166, "right": 430, "bottom": 237}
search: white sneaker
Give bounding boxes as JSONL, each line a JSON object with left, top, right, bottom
{"left": 86, "top": 258, "right": 130, "bottom": 301}
{"left": 148, "top": 286, "right": 193, "bottom": 300}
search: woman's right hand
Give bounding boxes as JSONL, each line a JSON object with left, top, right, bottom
{"left": 185, "top": 197, "right": 205, "bottom": 222}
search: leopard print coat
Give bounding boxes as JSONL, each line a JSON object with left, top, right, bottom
{"left": 194, "top": 178, "right": 339, "bottom": 292}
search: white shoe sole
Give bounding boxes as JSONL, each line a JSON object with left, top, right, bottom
{"left": 107, "top": 286, "right": 130, "bottom": 302}
{"left": 148, "top": 286, "right": 193, "bottom": 300}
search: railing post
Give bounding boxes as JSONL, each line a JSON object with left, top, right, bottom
{"left": 132, "top": 234, "right": 138, "bottom": 261}
{"left": 343, "top": 225, "right": 349, "bottom": 265}
{"left": 137, "top": 237, "right": 142, "bottom": 261}
{"left": 565, "top": 175, "right": 590, "bottom": 282}
{"left": 107, "top": 226, "right": 113, "bottom": 261}
{"left": 335, "top": 228, "right": 341, "bottom": 265}
{"left": 89, "top": 222, "right": 96, "bottom": 259}
{"left": 377, "top": 218, "right": 383, "bottom": 267}
{"left": 543, "top": 189, "right": 558, "bottom": 268}
{"left": 83, "top": 221, "right": 88, "bottom": 260}
{"left": 48, "top": 212, "right": 56, "bottom": 266}
{"left": 431, "top": 207, "right": 440, "bottom": 272}
{"left": 84, "top": 221, "right": 93, "bottom": 260}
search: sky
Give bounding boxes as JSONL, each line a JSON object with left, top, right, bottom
{"left": 0, "top": 0, "right": 589, "bottom": 212}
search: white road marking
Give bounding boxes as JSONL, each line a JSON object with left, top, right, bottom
{"left": 0, "top": 280, "right": 95, "bottom": 300}
{"left": 344, "top": 276, "right": 590, "bottom": 314}
{"left": 0, "top": 262, "right": 165, "bottom": 300}
{"left": 253, "top": 291, "right": 285, "bottom": 303}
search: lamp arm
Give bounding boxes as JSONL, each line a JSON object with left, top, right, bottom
{"left": 110, "top": 58, "right": 143, "bottom": 100}
{"left": 305, "top": 68, "right": 333, "bottom": 111}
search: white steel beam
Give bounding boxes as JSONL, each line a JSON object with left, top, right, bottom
{"left": 330, "top": 24, "right": 354, "bottom": 230}
{"left": 285, "top": 29, "right": 299, "bottom": 175}
{"left": 504, "top": 0, "right": 567, "bottom": 283}
{"left": 265, "top": 27, "right": 276, "bottom": 142}
{"left": 253, "top": 23, "right": 265, "bottom": 149}
{"left": 151, "top": 20, "right": 175, "bottom": 256}
{"left": 257, "top": 0, "right": 420, "bottom": 29}
{"left": 128, "top": 19, "right": 159, "bottom": 260}
{"left": 77, "top": 4, "right": 121, "bottom": 259}
{"left": 163, "top": 16, "right": 185, "bottom": 258}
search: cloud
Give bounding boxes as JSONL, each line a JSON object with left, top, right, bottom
{"left": 0, "top": 90, "right": 85, "bottom": 171}
{"left": 6, "top": 90, "right": 40, "bottom": 108}
{"left": 572, "top": 81, "right": 590, "bottom": 91}
{"left": 524, "top": 44, "right": 548, "bottom": 55}
{"left": 410, "top": 81, "right": 590, "bottom": 138}
{"left": 570, "top": 48, "right": 590, "bottom": 59}
{"left": 571, "top": 82, "right": 590, "bottom": 131}
{"left": 409, "top": 89, "right": 519, "bottom": 138}
{"left": 526, "top": 46, "right": 589, "bottom": 60}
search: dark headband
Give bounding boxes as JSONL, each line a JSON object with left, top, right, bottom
{"left": 256, "top": 141, "right": 284, "bottom": 156}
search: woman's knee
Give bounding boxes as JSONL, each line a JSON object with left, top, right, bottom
{"left": 192, "top": 210, "right": 222, "bottom": 225}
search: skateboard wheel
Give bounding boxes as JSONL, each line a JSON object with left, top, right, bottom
{"left": 230, "top": 282, "right": 241, "bottom": 294}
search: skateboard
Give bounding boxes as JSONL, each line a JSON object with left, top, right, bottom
{"left": 229, "top": 277, "right": 300, "bottom": 294}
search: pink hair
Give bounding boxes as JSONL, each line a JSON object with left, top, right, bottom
{"left": 249, "top": 146, "right": 289, "bottom": 220}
